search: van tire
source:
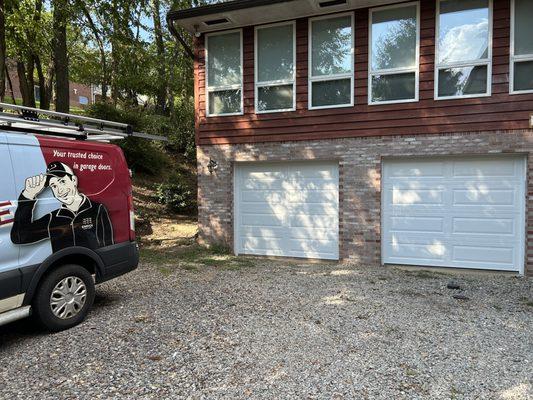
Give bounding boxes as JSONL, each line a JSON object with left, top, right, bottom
{"left": 33, "top": 264, "right": 95, "bottom": 332}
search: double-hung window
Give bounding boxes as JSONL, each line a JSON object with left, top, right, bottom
{"left": 435, "top": 0, "right": 492, "bottom": 99}
{"left": 309, "top": 13, "right": 354, "bottom": 109}
{"left": 510, "top": 0, "right": 533, "bottom": 94}
{"left": 369, "top": 3, "right": 420, "bottom": 104}
{"left": 255, "top": 22, "right": 296, "bottom": 113}
{"left": 206, "top": 30, "right": 243, "bottom": 116}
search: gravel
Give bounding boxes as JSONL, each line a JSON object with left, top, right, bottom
{"left": 0, "top": 260, "right": 532, "bottom": 399}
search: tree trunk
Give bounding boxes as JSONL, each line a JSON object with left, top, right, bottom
{"left": 0, "top": 0, "right": 6, "bottom": 101}
{"left": 16, "top": 61, "right": 35, "bottom": 107}
{"left": 5, "top": 65, "right": 16, "bottom": 104}
{"left": 35, "top": 56, "right": 50, "bottom": 109}
{"left": 52, "top": 0, "right": 69, "bottom": 112}
{"left": 151, "top": 0, "right": 166, "bottom": 113}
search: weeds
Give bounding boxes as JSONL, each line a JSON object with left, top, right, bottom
{"left": 141, "top": 244, "right": 256, "bottom": 274}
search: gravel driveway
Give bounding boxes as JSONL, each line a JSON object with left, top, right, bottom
{"left": 1, "top": 257, "right": 532, "bottom": 399}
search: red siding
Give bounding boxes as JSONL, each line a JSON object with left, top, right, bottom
{"left": 195, "top": 0, "right": 533, "bottom": 146}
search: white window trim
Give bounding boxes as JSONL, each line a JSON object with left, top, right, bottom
{"left": 254, "top": 21, "right": 297, "bottom": 114}
{"left": 434, "top": 0, "right": 493, "bottom": 101}
{"left": 368, "top": 1, "right": 420, "bottom": 106}
{"left": 510, "top": 0, "right": 533, "bottom": 95}
{"left": 205, "top": 29, "right": 244, "bottom": 117}
{"left": 308, "top": 12, "right": 355, "bottom": 111}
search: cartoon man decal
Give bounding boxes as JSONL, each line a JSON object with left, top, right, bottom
{"left": 11, "top": 162, "right": 114, "bottom": 252}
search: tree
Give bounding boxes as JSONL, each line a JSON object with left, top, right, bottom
{"left": 53, "top": 0, "right": 69, "bottom": 112}
{"left": 151, "top": 0, "right": 166, "bottom": 113}
{"left": 0, "top": 0, "right": 6, "bottom": 101}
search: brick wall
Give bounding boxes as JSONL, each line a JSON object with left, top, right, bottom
{"left": 197, "top": 129, "right": 533, "bottom": 276}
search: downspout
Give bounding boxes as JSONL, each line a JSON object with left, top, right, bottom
{"left": 166, "top": 14, "right": 195, "bottom": 60}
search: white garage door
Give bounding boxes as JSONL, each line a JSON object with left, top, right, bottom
{"left": 382, "top": 156, "right": 526, "bottom": 272}
{"left": 235, "top": 162, "right": 339, "bottom": 260}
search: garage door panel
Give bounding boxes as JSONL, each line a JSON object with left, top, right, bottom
{"left": 386, "top": 232, "right": 520, "bottom": 247}
{"left": 242, "top": 237, "right": 286, "bottom": 254}
{"left": 383, "top": 156, "right": 525, "bottom": 272}
{"left": 452, "top": 158, "right": 520, "bottom": 178}
{"left": 289, "top": 213, "right": 337, "bottom": 228}
{"left": 390, "top": 216, "right": 445, "bottom": 233}
{"left": 289, "top": 164, "right": 337, "bottom": 178}
{"left": 452, "top": 217, "right": 515, "bottom": 236}
{"left": 241, "top": 190, "right": 285, "bottom": 203}
{"left": 236, "top": 162, "right": 339, "bottom": 260}
{"left": 452, "top": 188, "right": 517, "bottom": 206}
{"left": 241, "top": 214, "right": 284, "bottom": 227}
{"left": 242, "top": 178, "right": 285, "bottom": 190}
{"left": 287, "top": 190, "right": 338, "bottom": 204}
{"left": 290, "top": 227, "right": 337, "bottom": 241}
{"left": 387, "top": 242, "right": 447, "bottom": 261}
{"left": 288, "top": 202, "right": 338, "bottom": 216}
{"left": 452, "top": 244, "right": 514, "bottom": 266}
{"left": 240, "top": 203, "right": 285, "bottom": 215}
{"left": 385, "top": 161, "right": 446, "bottom": 178}
{"left": 288, "top": 238, "right": 337, "bottom": 257}
{"left": 285, "top": 180, "right": 338, "bottom": 191}
{"left": 240, "top": 226, "right": 285, "bottom": 239}
{"left": 391, "top": 188, "right": 445, "bottom": 205}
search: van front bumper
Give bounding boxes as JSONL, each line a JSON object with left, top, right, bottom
{"left": 95, "top": 241, "right": 139, "bottom": 283}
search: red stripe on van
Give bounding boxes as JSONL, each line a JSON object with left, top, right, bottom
{"left": 0, "top": 218, "right": 13, "bottom": 226}
{"left": 0, "top": 209, "right": 10, "bottom": 217}
{"left": 0, "top": 201, "right": 11, "bottom": 208}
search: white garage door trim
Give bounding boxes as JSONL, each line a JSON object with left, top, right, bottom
{"left": 234, "top": 161, "right": 339, "bottom": 260}
{"left": 381, "top": 155, "right": 526, "bottom": 274}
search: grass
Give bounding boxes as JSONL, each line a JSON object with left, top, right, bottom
{"left": 398, "top": 269, "right": 449, "bottom": 279}
{"left": 140, "top": 244, "right": 257, "bottom": 273}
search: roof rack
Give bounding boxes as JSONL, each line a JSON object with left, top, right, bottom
{"left": 0, "top": 102, "right": 167, "bottom": 142}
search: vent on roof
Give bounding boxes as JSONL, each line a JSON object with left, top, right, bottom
{"left": 319, "top": 0, "right": 347, "bottom": 7}
{"left": 204, "top": 17, "right": 230, "bottom": 26}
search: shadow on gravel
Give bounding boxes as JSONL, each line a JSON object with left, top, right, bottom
{"left": 0, "top": 289, "right": 126, "bottom": 349}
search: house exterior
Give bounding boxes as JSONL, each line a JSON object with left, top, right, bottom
{"left": 5, "top": 62, "right": 95, "bottom": 108}
{"left": 168, "top": 0, "right": 533, "bottom": 276}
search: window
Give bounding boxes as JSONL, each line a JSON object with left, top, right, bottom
{"left": 205, "top": 30, "right": 243, "bottom": 116}
{"left": 369, "top": 3, "right": 420, "bottom": 104}
{"left": 435, "top": 0, "right": 492, "bottom": 99}
{"left": 255, "top": 22, "right": 296, "bottom": 113}
{"left": 511, "top": 0, "right": 533, "bottom": 94}
{"left": 309, "top": 13, "right": 354, "bottom": 109}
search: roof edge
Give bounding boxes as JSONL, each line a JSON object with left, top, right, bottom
{"left": 167, "top": 0, "right": 296, "bottom": 22}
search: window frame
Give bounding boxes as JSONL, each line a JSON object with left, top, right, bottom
{"left": 368, "top": 1, "right": 420, "bottom": 106}
{"left": 510, "top": 0, "right": 533, "bottom": 95}
{"left": 205, "top": 28, "right": 244, "bottom": 117}
{"left": 434, "top": 0, "right": 493, "bottom": 101}
{"left": 254, "top": 21, "right": 297, "bottom": 114}
{"left": 308, "top": 12, "right": 355, "bottom": 111}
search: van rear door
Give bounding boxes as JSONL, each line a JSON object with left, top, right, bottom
{"left": 0, "top": 132, "right": 21, "bottom": 299}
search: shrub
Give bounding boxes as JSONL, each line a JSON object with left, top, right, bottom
{"left": 155, "top": 177, "right": 196, "bottom": 213}
{"left": 84, "top": 103, "right": 169, "bottom": 175}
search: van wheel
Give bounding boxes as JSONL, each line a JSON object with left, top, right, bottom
{"left": 33, "top": 264, "right": 95, "bottom": 332}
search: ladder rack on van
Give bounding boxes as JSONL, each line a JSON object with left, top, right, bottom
{"left": 0, "top": 102, "right": 167, "bottom": 142}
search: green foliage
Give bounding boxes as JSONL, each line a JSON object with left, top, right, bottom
{"left": 155, "top": 173, "right": 196, "bottom": 213}
{"left": 6, "top": 0, "right": 198, "bottom": 184}
{"left": 85, "top": 103, "right": 170, "bottom": 175}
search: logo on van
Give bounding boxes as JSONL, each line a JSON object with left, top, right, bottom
{"left": 0, "top": 201, "right": 14, "bottom": 227}
{"left": 81, "top": 217, "right": 94, "bottom": 230}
